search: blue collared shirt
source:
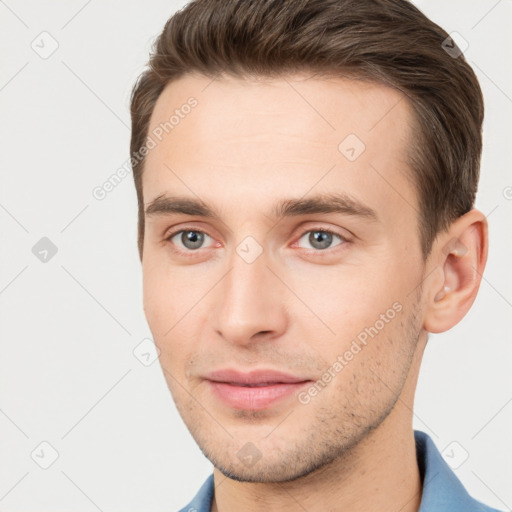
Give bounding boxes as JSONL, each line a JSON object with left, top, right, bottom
{"left": 178, "top": 429, "right": 503, "bottom": 511}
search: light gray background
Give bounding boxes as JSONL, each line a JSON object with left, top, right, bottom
{"left": 0, "top": 1, "right": 511, "bottom": 511}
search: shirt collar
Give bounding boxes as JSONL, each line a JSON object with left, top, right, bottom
{"left": 179, "top": 430, "right": 499, "bottom": 512}
{"left": 415, "top": 429, "right": 499, "bottom": 511}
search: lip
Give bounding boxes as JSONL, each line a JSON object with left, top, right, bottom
{"left": 204, "top": 368, "right": 312, "bottom": 410}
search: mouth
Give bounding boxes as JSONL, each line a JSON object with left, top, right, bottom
{"left": 222, "top": 382, "right": 291, "bottom": 387}
{"left": 204, "top": 369, "right": 313, "bottom": 410}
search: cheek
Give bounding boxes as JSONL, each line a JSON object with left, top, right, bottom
{"left": 142, "top": 262, "right": 205, "bottom": 373}
{"left": 290, "top": 260, "right": 419, "bottom": 378}
{"left": 289, "top": 263, "right": 404, "bottom": 334}
{"left": 142, "top": 269, "right": 168, "bottom": 334}
{"left": 142, "top": 257, "right": 185, "bottom": 346}
{"left": 142, "top": 251, "right": 190, "bottom": 320}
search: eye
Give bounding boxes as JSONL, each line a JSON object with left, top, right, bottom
{"left": 166, "top": 229, "right": 215, "bottom": 252}
{"left": 296, "top": 229, "right": 346, "bottom": 251}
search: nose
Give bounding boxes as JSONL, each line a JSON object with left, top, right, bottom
{"left": 212, "top": 249, "right": 288, "bottom": 347}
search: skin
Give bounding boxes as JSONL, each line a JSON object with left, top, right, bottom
{"left": 140, "top": 72, "right": 488, "bottom": 512}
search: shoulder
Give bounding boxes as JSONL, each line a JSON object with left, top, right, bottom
{"left": 177, "top": 473, "right": 214, "bottom": 512}
{"left": 415, "top": 430, "right": 504, "bottom": 512}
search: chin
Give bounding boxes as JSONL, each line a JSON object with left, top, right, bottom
{"left": 204, "top": 443, "right": 343, "bottom": 484}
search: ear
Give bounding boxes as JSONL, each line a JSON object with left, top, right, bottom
{"left": 423, "top": 209, "right": 488, "bottom": 333}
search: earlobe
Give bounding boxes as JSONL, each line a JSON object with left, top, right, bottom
{"left": 423, "top": 210, "right": 488, "bottom": 333}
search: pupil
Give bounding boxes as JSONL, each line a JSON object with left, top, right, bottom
{"left": 310, "top": 231, "right": 332, "bottom": 250}
{"left": 183, "top": 231, "right": 204, "bottom": 249}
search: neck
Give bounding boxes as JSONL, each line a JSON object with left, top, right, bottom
{"left": 211, "top": 418, "right": 422, "bottom": 512}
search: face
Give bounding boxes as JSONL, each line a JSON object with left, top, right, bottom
{"left": 141, "top": 72, "right": 428, "bottom": 482}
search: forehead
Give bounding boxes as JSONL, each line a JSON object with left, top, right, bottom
{"left": 142, "top": 72, "right": 417, "bottom": 225}
{"left": 147, "top": 72, "right": 412, "bottom": 150}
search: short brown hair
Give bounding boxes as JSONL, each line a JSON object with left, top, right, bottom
{"left": 130, "top": 0, "right": 484, "bottom": 260}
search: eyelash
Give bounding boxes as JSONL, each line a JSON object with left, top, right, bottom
{"left": 164, "top": 227, "right": 349, "bottom": 256}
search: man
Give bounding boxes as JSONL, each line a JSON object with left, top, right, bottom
{"left": 129, "top": 0, "right": 501, "bottom": 510}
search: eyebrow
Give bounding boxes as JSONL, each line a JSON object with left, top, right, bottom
{"left": 145, "top": 192, "right": 379, "bottom": 222}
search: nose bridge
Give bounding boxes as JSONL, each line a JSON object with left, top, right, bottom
{"left": 213, "top": 245, "right": 286, "bottom": 344}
